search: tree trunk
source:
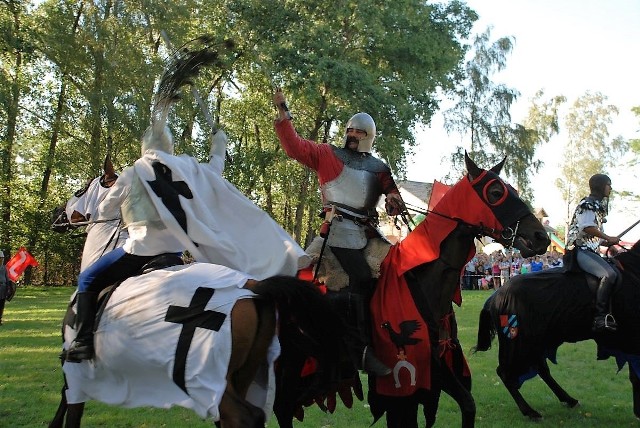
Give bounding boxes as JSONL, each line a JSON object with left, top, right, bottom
{"left": 1, "top": 3, "right": 24, "bottom": 254}
{"left": 24, "top": 80, "right": 69, "bottom": 285}
{"left": 292, "top": 120, "right": 323, "bottom": 243}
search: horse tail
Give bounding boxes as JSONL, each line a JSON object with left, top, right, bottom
{"left": 471, "top": 294, "right": 497, "bottom": 353}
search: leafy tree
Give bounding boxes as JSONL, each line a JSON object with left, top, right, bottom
{"left": 2, "top": 0, "right": 480, "bottom": 282}
{"left": 0, "top": 0, "right": 38, "bottom": 254}
{"left": 627, "top": 106, "right": 640, "bottom": 173}
{"left": 9, "top": 0, "right": 231, "bottom": 283}
{"left": 615, "top": 105, "right": 639, "bottom": 204}
{"left": 505, "top": 90, "right": 566, "bottom": 201}
{"left": 443, "top": 27, "right": 517, "bottom": 171}
{"left": 225, "top": 0, "right": 477, "bottom": 242}
{"left": 443, "top": 32, "right": 568, "bottom": 202}
{"left": 556, "top": 91, "right": 627, "bottom": 228}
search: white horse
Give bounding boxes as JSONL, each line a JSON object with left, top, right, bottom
{"left": 50, "top": 37, "right": 323, "bottom": 428}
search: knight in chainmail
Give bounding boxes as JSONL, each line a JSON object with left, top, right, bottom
{"left": 273, "top": 89, "right": 406, "bottom": 377}
{"left": 566, "top": 173, "right": 621, "bottom": 332}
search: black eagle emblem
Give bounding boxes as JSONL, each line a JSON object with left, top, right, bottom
{"left": 381, "top": 320, "right": 422, "bottom": 354}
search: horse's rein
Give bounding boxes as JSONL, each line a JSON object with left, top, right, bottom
{"left": 403, "top": 202, "right": 519, "bottom": 246}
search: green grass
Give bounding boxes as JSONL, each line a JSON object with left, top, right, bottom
{"left": 0, "top": 287, "right": 636, "bottom": 427}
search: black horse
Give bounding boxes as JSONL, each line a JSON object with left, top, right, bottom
{"left": 473, "top": 240, "right": 640, "bottom": 421}
{"left": 277, "top": 153, "right": 550, "bottom": 428}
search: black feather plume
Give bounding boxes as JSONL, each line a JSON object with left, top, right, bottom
{"left": 148, "top": 36, "right": 235, "bottom": 146}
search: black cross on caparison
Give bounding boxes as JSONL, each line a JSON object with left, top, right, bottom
{"left": 148, "top": 161, "right": 193, "bottom": 233}
{"left": 165, "top": 287, "right": 227, "bottom": 393}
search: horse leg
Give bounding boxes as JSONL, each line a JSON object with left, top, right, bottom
{"left": 63, "top": 403, "right": 85, "bottom": 428}
{"left": 629, "top": 365, "right": 640, "bottom": 419}
{"left": 49, "top": 374, "right": 85, "bottom": 428}
{"left": 439, "top": 367, "right": 475, "bottom": 428}
{"left": 536, "top": 357, "right": 579, "bottom": 408}
{"left": 496, "top": 365, "right": 543, "bottom": 421}
{"left": 48, "top": 384, "right": 68, "bottom": 428}
{"left": 273, "top": 355, "right": 306, "bottom": 428}
{"left": 385, "top": 396, "right": 419, "bottom": 428}
{"left": 421, "top": 389, "right": 441, "bottom": 428}
{"left": 229, "top": 299, "right": 276, "bottom": 396}
{"left": 218, "top": 299, "right": 271, "bottom": 428}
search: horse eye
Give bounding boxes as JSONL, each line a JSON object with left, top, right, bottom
{"left": 486, "top": 182, "right": 505, "bottom": 204}
{"left": 481, "top": 178, "right": 508, "bottom": 206}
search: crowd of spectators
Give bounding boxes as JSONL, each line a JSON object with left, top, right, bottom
{"left": 461, "top": 247, "right": 564, "bottom": 291}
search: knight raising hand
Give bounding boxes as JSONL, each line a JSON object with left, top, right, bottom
{"left": 274, "top": 100, "right": 406, "bottom": 377}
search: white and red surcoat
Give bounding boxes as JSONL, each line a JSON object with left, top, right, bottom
{"left": 275, "top": 120, "right": 400, "bottom": 249}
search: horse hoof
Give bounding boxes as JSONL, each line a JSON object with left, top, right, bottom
{"left": 564, "top": 399, "right": 579, "bottom": 408}
{"left": 526, "top": 412, "right": 543, "bottom": 421}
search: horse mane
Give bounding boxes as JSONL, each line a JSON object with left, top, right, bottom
{"left": 251, "top": 276, "right": 343, "bottom": 346}
{"left": 251, "top": 276, "right": 345, "bottom": 406}
{"left": 617, "top": 240, "right": 640, "bottom": 280}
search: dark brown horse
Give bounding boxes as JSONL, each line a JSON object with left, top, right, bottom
{"left": 473, "top": 240, "right": 640, "bottom": 422}
{"left": 276, "top": 153, "right": 550, "bottom": 428}
{"left": 49, "top": 266, "right": 343, "bottom": 428}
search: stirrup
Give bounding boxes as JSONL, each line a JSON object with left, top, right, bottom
{"left": 64, "top": 342, "right": 95, "bottom": 363}
{"left": 593, "top": 313, "right": 617, "bottom": 332}
{"left": 362, "top": 346, "right": 392, "bottom": 377}
{"left": 604, "top": 313, "right": 618, "bottom": 331}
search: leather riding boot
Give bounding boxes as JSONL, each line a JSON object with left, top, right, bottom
{"left": 66, "top": 292, "right": 98, "bottom": 362}
{"left": 345, "top": 293, "right": 392, "bottom": 377}
{"left": 593, "top": 277, "right": 617, "bottom": 333}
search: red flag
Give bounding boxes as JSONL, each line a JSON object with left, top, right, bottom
{"left": 427, "top": 180, "right": 451, "bottom": 212}
{"left": 6, "top": 247, "right": 39, "bottom": 281}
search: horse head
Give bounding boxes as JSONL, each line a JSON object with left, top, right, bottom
{"left": 460, "top": 152, "right": 550, "bottom": 257}
{"left": 98, "top": 154, "right": 118, "bottom": 190}
{"left": 393, "top": 153, "right": 550, "bottom": 322}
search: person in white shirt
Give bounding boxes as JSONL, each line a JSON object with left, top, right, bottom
{"left": 66, "top": 127, "right": 227, "bottom": 362}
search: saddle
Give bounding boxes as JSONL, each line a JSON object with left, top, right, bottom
{"left": 305, "top": 237, "right": 391, "bottom": 291}
{"left": 562, "top": 249, "right": 623, "bottom": 294}
{"left": 94, "top": 253, "right": 185, "bottom": 324}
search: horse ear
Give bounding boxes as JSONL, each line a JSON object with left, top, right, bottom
{"left": 465, "top": 151, "right": 483, "bottom": 180}
{"left": 490, "top": 156, "right": 507, "bottom": 175}
{"left": 103, "top": 154, "right": 116, "bottom": 178}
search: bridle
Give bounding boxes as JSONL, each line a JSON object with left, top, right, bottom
{"left": 401, "top": 202, "right": 522, "bottom": 249}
